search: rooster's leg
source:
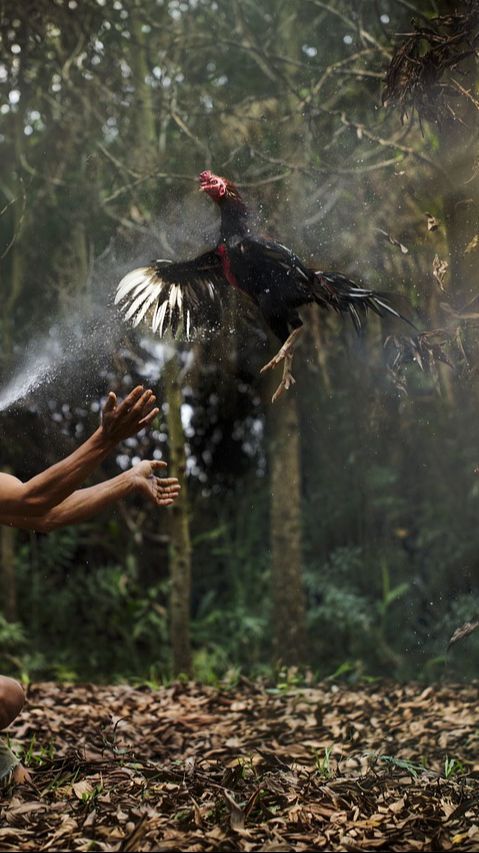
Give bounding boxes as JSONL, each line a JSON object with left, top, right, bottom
{"left": 260, "top": 327, "right": 303, "bottom": 403}
{"left": 271, "top": 353, "right": 296, "bottom": 403}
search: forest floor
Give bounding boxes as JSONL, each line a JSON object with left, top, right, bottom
{"left": 1, "top": 680, "right": 479, "bottom": 851}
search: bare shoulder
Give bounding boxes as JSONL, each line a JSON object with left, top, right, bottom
{"left": 0, "top": 472, "right": 23, "bottom": 494}
{"left": 0, "top": 473, "right": 25, "bottom": 510}
{"left": 0, "top": 471, "right": 25, "bottom": 522}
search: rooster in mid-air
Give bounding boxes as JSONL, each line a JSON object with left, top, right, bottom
{"left": 115, "top": 170, "right": 411, "bottom": 402}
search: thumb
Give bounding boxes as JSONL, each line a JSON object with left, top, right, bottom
{"left": 103, "top": 392, "right": 117, "bottom": 413}
{"left": 150, "top": 460, "right": 167, "bottom": 471}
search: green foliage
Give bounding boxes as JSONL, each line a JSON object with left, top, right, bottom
{"left": 13, "top": 530, "right": 170, "bottom": 680}
{"left": 21, "top": 736, "right": 56, "bottom": 768}
{"left": 0, "top": 614, "right": 26, "bottom": 649}
{"left": 443, "top": 756, "right": 465, "bottom": 780}
{"left": 305, "top": 548, "right": 407, "bottom": 677}
{"left": 368, "top": 754, "right": 426, "bottom": 779}
{"left": 314, "top": 747, "right": 334, "bottom": 778}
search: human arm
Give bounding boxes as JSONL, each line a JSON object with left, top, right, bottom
{"left": 0, "top": 461, "right": 180, "bottom": 533}
{"left": 0, "top": 386, "right": 159, "bottom": 516}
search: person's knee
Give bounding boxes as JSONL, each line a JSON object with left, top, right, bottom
{"left": 0, "top": 677, "right": 25, "bottom": 729}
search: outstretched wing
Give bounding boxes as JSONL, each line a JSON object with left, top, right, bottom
{"left": 115, "top": 250, "right": 227, "bottom": 339}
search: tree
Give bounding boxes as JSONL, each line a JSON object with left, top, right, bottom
{"left": 384, "top": 2, "right": 479, "bottom": 308}
{"left": 268, "top": 394, "right": 306, "bottom": 664}
{"left": 164, "top": 353, "right": 192, "bottom": 676}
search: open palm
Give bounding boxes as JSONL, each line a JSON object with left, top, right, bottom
{"left": 130, "top": 460, "right": 181, "bottom": 506}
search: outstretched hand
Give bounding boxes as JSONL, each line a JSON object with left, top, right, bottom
{"left": 130, "top": 460, "right": 181, "bottom": 507}
{"left": 101, "top": 386, "right": 159, "bottom": 443}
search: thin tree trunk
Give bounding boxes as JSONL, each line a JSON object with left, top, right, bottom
{"left": 1, "top": 471, "right": 17, "bottom": 622}
{"left": 164, "top": 354, "right": 192, "bottom": 676}
{"left": 264, "top": 34, "right": 308, "bottom": 663}
{"left": 1, "top": 528, "right": 17, "bottom": 622}
{"left": 268, "top": 391, "right": 307, "bottom": 665}
{"left": 434, "top": 7, "right": 479, "bottom": 308}
{"left": 128, "top": 10, "right": 192, "bottom": 675}
{"left": 130, "top": 15, "right": 156, "bottom": 166}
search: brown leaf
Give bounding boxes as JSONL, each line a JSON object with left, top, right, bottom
{"left": 118, "top": 814, "right": 150, "bottom": 852}
{"left": 377, "top": 228, "right": 409, "bottom": 254}
{"left": 432, "top": 254, "right": 448, "bottom": 291}
{"left": 223, "top": 790, "right": 245, "bottom": 832}
{"left": 72, "top": 779, "right": 93, "bottom": 799}
{"left": 6, "top": 681, "right": 479, "bottom": 851}
{"left": 426, "top": 212, "right": 440, "bottom": 231}
{"left": 448, "top": 621, "right": 479, "bottom": 649}
{"left": 465, "top": 234, "right": 479, "bottom": 254}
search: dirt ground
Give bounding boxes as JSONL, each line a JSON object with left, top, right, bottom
{"left": 1, "top": 679, "right": 479, "bottom": 851}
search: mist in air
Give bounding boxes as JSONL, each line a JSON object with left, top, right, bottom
{"left": 0, "top": 195, "right": 220, "bottom": 412}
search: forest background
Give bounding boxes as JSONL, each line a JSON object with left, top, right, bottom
{"left": 1, "top": 0, "right": 478, "bottom": 686}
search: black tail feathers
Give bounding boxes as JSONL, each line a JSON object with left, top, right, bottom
{"left": 311, "top": 270, "right": 417, "bottom": 333}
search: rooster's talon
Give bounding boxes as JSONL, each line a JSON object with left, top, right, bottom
{"left": 261, "top": 355, "right": 283, "bottom": 373}
{"left": 271, "top": 371, "right": 296, "bottom": 403}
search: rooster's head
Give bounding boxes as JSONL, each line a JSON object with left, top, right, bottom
{"left": 198, "top": 170, "right": 241, "bottom": 203}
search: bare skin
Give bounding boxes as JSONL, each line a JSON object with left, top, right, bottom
{"left": 0, "top": 385, "right": 160, "bottom": 517}
{"left": 0, "top": 386, "right": 180, "bottom": 784}
{"left": 1, "top": 462, "right": 181, "bottom": 532}
{"left": 0, "top": 678, "right": 29, "bottom": 784}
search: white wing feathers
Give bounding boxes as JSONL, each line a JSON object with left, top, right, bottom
{"left": 115, "top": 252, "right": 225, "bottom": 339}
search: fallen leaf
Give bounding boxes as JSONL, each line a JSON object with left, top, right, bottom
{"left": 223, "top": 789, "right": 245, "bottom": 832}
{"left": 465, "top": 234, "right": 479, "bottom": 254}
{"left": 377, "top": 228, "right": 409, "bottom": 254}
{"left": 448, "top": 621, "right": 479, "bottom": 649}
{"left": 426, "top": 212, "right": 440, "bottom": 231}
{"left": 72, "top": 779, "right": 93, "bottom": 799}
{"left": 433, "top": 254, "right": 448, "bottom": 291}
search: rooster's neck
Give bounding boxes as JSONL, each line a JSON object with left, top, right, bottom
{"left": 218, "top": 196, "right": 249, "bottom": 243}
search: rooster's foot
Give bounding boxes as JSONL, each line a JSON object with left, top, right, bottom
{"left": 271, "top": 369, "right": 296, "bottom": 403}
{"left": 260, "top": 344, "right": 292, "bottom": 374}
{"left": 260, "top": 327, "right": 303, "bottom": 375}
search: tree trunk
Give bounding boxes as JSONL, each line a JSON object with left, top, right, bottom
{"left": 438, "top": 69, "right": 479, "bottom": 309}
{"left": 263, "top": 28, "right": 308, "bottom": 664}
{"left": 434, "top": 5, "right": 479, "bottom": 307}
{"left": 1, "top": 515, "right": 17, "bottom": 623}
{"left": 129, "top": 15, "right": 157, "bottom": 167}
{"left": 164, "top": 354, "right": 192, "bottom": 676}
{"left": 128, "top": 10, "right": 193, "bottom": 675}
{"left": 268, "top": 391, "right": 307, "bottom": 665}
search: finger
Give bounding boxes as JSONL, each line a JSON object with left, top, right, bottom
{"left": 158, "top": 498, "right": 175, "bottom": 506}
{"left": 136, "top": 388, "right": 155, "bottom": 406}
{"left": 102, "top": 391, "right": 117, "bottom": 413}
{"left": 131, "top": 389, "right": 155, "bottom": 415}
{"left": 116, "top": 385, "right": 144, "bottom": 416}
{"left": 138, "top": 407, "right": 160, "bottom": 427}
{"left": 127, "top": 385, "right": 145, "bottom": 400}
{"left": 156, "top": 476, "right": 179, "bottom": 485}
{"left": 150, "top": 460, "right": 168, "bottom": 471}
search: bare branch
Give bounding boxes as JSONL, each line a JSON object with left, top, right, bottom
{"left": 1, "top": 177, "right": 28, "bottom": 261}
{"left": 313, "top": 107, "right": 449, "bottom": 178}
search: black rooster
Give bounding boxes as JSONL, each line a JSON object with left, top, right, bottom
{"left": 116, "top": 170, "right": 410, "bottom": 401}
